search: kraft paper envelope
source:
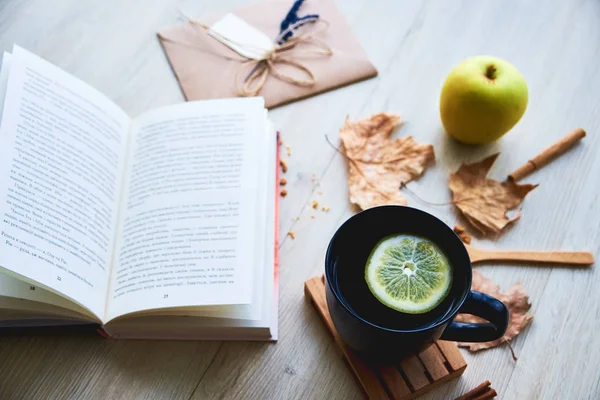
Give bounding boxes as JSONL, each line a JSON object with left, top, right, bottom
{"left": 158, "top": 0, "right": 378, "bottom": 109}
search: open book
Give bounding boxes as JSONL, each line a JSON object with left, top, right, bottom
{"left": 0, "top": 46, "right": 279, "bottom": 340}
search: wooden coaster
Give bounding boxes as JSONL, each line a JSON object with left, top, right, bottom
{"left": 305, "top": 275, "right": 467, "bottom": 400}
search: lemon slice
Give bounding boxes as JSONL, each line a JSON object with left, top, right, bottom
{"left": 365, "top": 234, "right": 452, "bottom": 314}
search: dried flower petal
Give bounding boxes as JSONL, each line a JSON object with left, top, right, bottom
{"left": 453, "top": 225, "right": 466, "bottom": 234}
{"left": 458, "top": 233, "right": 472, "bottom": 244}
{"left": 280, "top": 159, "right": 288, "bottom": 173}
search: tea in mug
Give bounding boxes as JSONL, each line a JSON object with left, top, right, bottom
{"left": 334, "top": 233, "right": 457, "bottom": 330}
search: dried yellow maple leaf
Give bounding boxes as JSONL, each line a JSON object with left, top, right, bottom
{"left": 449, "top": 153, "right": 537, "bottom": 234}
{"left": 456, "top": 270, "right": 534, "bottom": 359}
{"left": 339, "top": 113, "right": 434, "bottom": 210}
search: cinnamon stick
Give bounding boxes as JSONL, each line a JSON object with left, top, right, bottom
{"left": 472, "top": 388, "right": 497, "bottom": 400}
{"left": 509, "top": 128, "right": 586, "bottom": 181}
{"left": 455, "top": 380, "right": 491, "bottom": 400}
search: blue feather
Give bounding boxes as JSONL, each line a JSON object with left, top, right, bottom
{"left": 278, "top": 0, "right": 320, "bottom": 43}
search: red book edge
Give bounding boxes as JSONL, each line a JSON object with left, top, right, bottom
{"left": 273, "top": 131, "right": 281, "bottom": 340}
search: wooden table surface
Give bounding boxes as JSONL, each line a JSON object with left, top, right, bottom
{"left": 1, "top": 0, "right": 599, "bottom": 399}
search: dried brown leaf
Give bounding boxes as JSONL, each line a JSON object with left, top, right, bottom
{"left": 449, "top": 154, "right": 538, "bottom": 234}
{"left": 339, "top": 113, "right": 435, "bottom": 210}
{"left": 456, "top": 270, "right": 534, "bottom": 355}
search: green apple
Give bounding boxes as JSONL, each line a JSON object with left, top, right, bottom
{"left": 439, "top": 56, "right": 528, "bottom": 145}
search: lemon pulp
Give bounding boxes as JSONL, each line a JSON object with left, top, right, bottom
{"left": 365, "top": 234, "right": 452, "bottom": 314}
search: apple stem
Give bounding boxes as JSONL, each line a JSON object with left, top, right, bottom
{"left": 485, "top": 65, "right": 497, "bottom": 80}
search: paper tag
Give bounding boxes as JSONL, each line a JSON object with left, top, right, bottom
{"left": 208, "top": 13, "right": 274, "bottom": 60}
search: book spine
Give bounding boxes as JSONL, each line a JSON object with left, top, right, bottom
{"left": 96, "top": 327, "right": 111, "bottom": 339}
{"left": 0, "top": 323, "right": 101, "bottom": 336}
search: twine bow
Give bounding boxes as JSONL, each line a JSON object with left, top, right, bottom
{"left": 188, "top": 17, "right": 333, "bottom": 97}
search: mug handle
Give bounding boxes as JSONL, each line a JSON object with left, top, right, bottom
{"left": 440, "top": 291, "right": 510, "bottom": 342}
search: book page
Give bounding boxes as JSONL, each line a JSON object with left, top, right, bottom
{"left": 106, "top": 98, "right": 265, "bottom": 321}
{"left": 0, "top": 273, "right": 97, "bottom": 320}
{"left": 178, "top": 119, "right": 276, "bottom": 321}
{"left": 0, "top": 46, "right": 130, "bottom": 319}
{"left": 116, "top": 120, "right": 277, "bottom": 322}
{"left": 0, "top": 53, "right": 12, "bottom": 121}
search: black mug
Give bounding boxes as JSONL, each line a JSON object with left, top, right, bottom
{"left": 324, "top": 205, "right": 509, "bottom": 361}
